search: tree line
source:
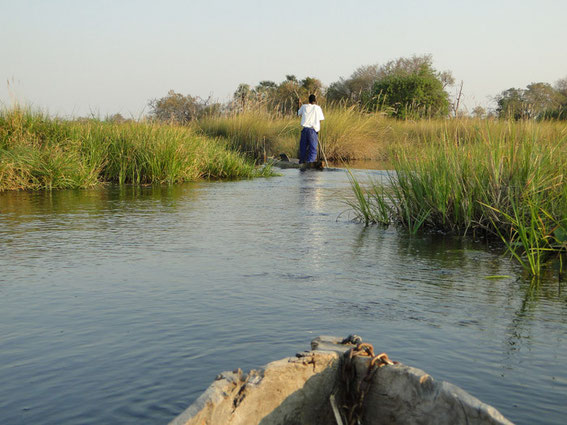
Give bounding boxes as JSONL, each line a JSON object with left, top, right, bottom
{"left": 146, "top": 54, "right": 567, "bottom": 123}
{"left": 495, "top": 81, "right": 567, "bottom": 120}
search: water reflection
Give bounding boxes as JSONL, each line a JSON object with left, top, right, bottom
{"left": 0, "top": 184, "right": 201, "bottom": 217}
{"left": 506, "top": 279, "right": 567, "bottom": 354}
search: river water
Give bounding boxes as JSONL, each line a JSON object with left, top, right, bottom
{"left": 1, "top": 168, "right": 566, "bottom": 425}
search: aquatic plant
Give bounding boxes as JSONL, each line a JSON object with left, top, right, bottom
{"left": 347, "top": 121, "right": 567, "bottom": 275}
{"left": 345, "top": 170, "right": 391, "bottom": 226}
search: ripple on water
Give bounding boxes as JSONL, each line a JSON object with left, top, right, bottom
{"left": 0, "top": 170, "right": 566, "bottom": 425}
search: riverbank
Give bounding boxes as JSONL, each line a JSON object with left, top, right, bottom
{"left": 0, "top": 108, "right": 271, "bottom": 191}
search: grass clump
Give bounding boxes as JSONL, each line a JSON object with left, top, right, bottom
{"left": 0, "top": 107, "right": 271, "bottom": 191}
{"left": 348, "top": 121, "right": 567, "bottom": 276}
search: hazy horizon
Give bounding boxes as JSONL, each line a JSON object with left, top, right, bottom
{"left": 2, "top": 0, "right": 566, "bottom": 117}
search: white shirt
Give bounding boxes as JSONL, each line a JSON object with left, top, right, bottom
{"left": 298, "top": 104, "right": 325, "bottom": 132}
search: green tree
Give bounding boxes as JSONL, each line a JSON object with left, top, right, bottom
{"left": 525, "top": 82, "right": 562, "bottom": 117}
{"left": 229, "top": 75, "right": 323, "bottom": 114}
{"left": 257, "top": 80, "right": 277, "bottom": 89}
{"left": 371, "top": 63, "right": 450, "bottom": 118}
{"left": 274, "top": 75, "right": 323, "bottom": 114}
{"left": 326, "top": 78, "right": 350, "bottom": 103}
{"left": 472, "top": 106, "right": 486, "bottom": 118}
{"left": 253, "top": 81, "right": 278, "bottom": 105}
{"left": 274, "top": 79, "right": 301, "bottom": 113}
{"left": 105, "top": 113, "right": 127, "bottom": 123}
{"left": 233, "top": 83, "right": 255, "bottom": 111}
{"left": 496, "top": 83, "right": 563, "bottom": 120}
{"left": 300, "top": 77, "right": 323, "bottom": 97}
{"left": 378, "top": 55, "right": 454, "bottom": 88}
{"left": 550, "top": 77, "right": 567, "bottom": 120}
{"left": 327, "top": 55, "right": 453, "bottom": 112}
{"left": 495, "top": 88, "right": 528, "bottom": 120}
{"left": 148, "top": 90, "right": 201, "bottom": 123}
{"left": 326, "top": 65, "right": 380, "bottom": 105}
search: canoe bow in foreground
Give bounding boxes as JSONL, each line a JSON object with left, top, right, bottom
{"left": 169, "top": 336, "right": 513, "bottom": 425}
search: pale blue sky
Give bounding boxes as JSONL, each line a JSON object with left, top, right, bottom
{"left": 2, "top": 0, "right": 566, "bottom": 116}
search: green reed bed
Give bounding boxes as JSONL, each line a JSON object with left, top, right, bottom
{"left": 0, "top": 108, "right": 271, "bottom": 191}
{"left": 348, "top": 121, "right": 567, "bottom": 275}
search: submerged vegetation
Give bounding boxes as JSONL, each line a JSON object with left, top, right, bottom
{"left": 347, "top": 121, "right": 567, "bottom": 276}
{"left": 0, "top": 108, "right": 271, "bottom": 191}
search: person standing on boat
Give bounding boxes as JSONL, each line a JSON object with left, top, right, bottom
{"left": 297, "top": 94, "right": 324, "bottom": 164}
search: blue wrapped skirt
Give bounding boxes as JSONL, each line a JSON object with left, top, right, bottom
{"left": 299, "top": 127, "right": 318, "bottom": 163}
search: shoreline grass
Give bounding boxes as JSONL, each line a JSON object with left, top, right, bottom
{"left": 347, "top": 124, "right": 567, "bottom": 276}
{"left": 0, "top": 108, "right": 272, "bottom": 191}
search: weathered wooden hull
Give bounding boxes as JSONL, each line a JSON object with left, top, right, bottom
{"left": 169, "top": 336, "right": 513, "bottom": 425}
{"left": 267, "top": 158, "right": 327, "bottom": 170}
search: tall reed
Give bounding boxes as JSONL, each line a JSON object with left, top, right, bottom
{"left": 0, "top": 108, "right": 271, "bottom": 191}
{"left": 198, "top": 106, "right": 386, "bottom": 161}
{"left": 198, "top": 110, "right": 297, "bottom": 158}
{"left": 348, "top": 121, "right": 567, "bottom": 275}
{"left": 198, "top": 107, "right": 567, "bottom": 163}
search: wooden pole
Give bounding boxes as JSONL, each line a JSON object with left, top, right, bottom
{"left": 319, "top": 131, "right": 329, "bottom": 168}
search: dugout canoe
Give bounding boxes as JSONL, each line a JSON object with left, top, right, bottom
{"left": 267, "top": 157, "right": 324, "bottom": 170}
{"left": 169, "top": 336, "right": 513, "bottom": 425}
{"left": 267, "top": 155, "right": 340, "bottom": 171}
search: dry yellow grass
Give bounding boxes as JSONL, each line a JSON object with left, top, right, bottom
{"left": 198, "top": 107, "right": 567, "bottom": 163}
